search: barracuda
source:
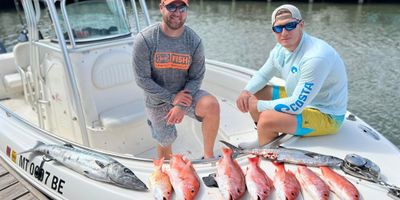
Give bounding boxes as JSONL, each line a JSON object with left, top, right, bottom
{"left": 220, "top": 140, "right": 343, "bottom": 167}
{"left": 19, "top": 142, "right": 148, "bottom": 191}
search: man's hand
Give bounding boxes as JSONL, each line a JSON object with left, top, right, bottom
{"left": 166, "top": 106, "right": 186, "bottom": 125}
{"left": 173, "top": 90, "right": 192, "bottom": 107}
{"left": 236, "top": 90, "right": 252, "bottom": 112}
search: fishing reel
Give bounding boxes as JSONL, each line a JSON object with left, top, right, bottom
{"left": 341, "top": 154, "right": 400, "bottom": 200}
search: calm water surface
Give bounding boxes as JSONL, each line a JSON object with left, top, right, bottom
{"left": 1, "top": 1, "right": 400, "bottom": 148}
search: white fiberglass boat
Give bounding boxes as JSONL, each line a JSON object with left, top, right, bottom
{"left": 0, "top": 0, "right": 399, "bottom": 199}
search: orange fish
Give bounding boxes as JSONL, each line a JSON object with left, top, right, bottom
{"left": 149, "top": 157, "right": 173, "bottom": 200}
{"left": 245, "top": 156, "right": 274, "bottom": 200}
{"left": 216, "top": 147, "right": 246, "bottom": 200}
{"left": 295, "top": 165, "right": 330, "bottom": 200}
{"left": 169, "top": 154, "right": 200, "bottom": 200}
{"left": 320, "top": 166, "right": 359, "bottom": 200}
{"left": 273, "top": 162, "right": 301, "bottom": 200}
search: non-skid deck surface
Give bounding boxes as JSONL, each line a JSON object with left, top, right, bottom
{"left": 0, "top": 158, "right": 49, "bottom": 200}
{"left": 0, "top": 97, "right": 38, "bottom": 125}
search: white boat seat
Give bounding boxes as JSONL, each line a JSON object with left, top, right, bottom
{"left": 3, "top": 72, "right": 22, "bottom": 90}
{"left": 98, "top": 101, "right": 145, "bottom": 130}
{"left": 13, "top": 42, "right": 35, "bottom": 106}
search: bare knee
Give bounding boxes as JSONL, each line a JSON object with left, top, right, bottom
{"left": 257, "top": 110, "right": 297, "bottom": 134}
{"left": 257, "top": 110, "right": 275, "bottom": 128}
{"left": 196, "top": 95, "right": 220, "bottom": 117}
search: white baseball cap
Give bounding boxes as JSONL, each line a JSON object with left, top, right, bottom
{"left": 271, "top": 4, "right": 302, "bottom": 25}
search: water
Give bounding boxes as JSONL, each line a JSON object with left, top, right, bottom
{"left": 1, "top": 1, "right": 400, "bottom": 148}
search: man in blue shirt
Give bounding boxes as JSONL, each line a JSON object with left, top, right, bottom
{"left": 236, "top": 4, "right": 348, "bottom": 146}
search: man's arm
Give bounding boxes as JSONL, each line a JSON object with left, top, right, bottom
{"left": 133, "top": 33, "right": 175, "bottom": 104}
{"left": 257, "top": 57, "right": 330, "bottom": 114}
{"left": 237, "top": 50, "right": 278, "bottom": 112}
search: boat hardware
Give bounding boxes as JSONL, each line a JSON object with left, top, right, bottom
{"left": 341, "top": 154, "right": 380, "bottom": 182}
{"left": 202, "top": 173, "right": 218, "bottom": 188}
{"left": 346, "top": 113, "right": 356, "bottom": 121}
{"left": 34, "top": 155, "right": 53, "bottom": 180}
{"left": 358, "top": 124, "right": 380, "bottom": 140}
{"left": 341, "top": 154, "right": 400, "bottom": 200}
{"left": 388, "top": 187, "right": 400, "bottom": 200}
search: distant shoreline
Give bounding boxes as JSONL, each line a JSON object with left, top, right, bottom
{"left": 1, "top": 0, "right": 400, "bottom": 10}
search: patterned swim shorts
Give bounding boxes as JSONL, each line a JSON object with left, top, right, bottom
{"left": 272, "top": 85, "right": 344, "bottom": 136}
{"left": 145, "top": 90, "right": 210, "bottom": 146}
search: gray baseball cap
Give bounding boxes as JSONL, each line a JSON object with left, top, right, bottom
{"left": 271, "top": 4, "right": 302, "bottom": 25}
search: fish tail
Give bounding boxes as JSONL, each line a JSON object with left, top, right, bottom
{"left": 17, "top": 141, "right": 45, "bottom": 155}
{"left": 153, "top": 157, "right": 165, "bottom": 170}
{"left": 272, "top": 162, "right": 285, "bottom": 172}
{"left": 219, "top": 140, "right": 242, "bottom": 158}
{"left": 247, "top": 155, "right": 260, "bottom": 165}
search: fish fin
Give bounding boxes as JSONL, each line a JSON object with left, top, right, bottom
{"left": 63, "top": 143, "right": 74, "bottom": 148}
{"left": 95, "top": 160, "right": 106, "bottom": 168}
{"left": 18, "top": 141, "right": 45, "bottom": 155}
{"left": 304, "top": 152, "right": 319, "bottom": 158}
{"left": 202, "top": 173, "right": 218, "bottom": 188}
{"left": 219, "top": 140, "right": 242, "bottom": 158}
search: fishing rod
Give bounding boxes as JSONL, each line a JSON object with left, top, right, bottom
{"left": 14, "top": 0, "right": 28, "bottom": 42}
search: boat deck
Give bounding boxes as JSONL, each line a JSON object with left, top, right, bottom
{"left": 0, "top": 158, "right": 48, "bottom": 200}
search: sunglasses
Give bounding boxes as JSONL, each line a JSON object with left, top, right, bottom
{"left": 272, "top": 20, "right": 301, "bottom": 33}
{"left": 165, "top": 4, "right": 188, "bottom": 13}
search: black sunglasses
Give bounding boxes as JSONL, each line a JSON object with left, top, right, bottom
{"left": 272, "top": 20, "right": 301, "bottom": 33}
{"left": 165, "top": 4, "right": 188, "bottom": 13}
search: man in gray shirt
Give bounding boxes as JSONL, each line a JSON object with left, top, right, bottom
{"left": 133, "top": 0, "right": 219, "bottom": 159}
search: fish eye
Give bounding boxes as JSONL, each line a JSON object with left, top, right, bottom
{"left": 124, "top": 168, "right": 130, "bottom": 173}
{"left": 191, "top": 189, "right": 195, "bottom": 193}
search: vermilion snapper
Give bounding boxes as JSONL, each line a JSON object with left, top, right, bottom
{"left": 149, "top": 157, "right": 172, "bottom": 200}
{"left": 168, "top": 154, "right": 200, "bottom": 200}
{"left": 245, "top": 156, "right": 274, "bottom": 200}
{"left": 273, "top": 162, "right": 301, "bottom": 200}
{"left": 295, "top": 165, "right": 330, "bottom": 200}
{"left": 216, "top": 147, "right": 246, "bottom": 200}
{"left": 320, "top": 166, "right": 359, "bottom": 200}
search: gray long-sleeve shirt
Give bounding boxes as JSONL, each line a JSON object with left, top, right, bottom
{"left": 133, "top": 23, "right": 205, "bottom": 108}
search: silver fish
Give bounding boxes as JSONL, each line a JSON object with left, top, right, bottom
{"left": 19, "top": 141, "right": 148, "bottom": 191}
{"left": 220, "top": 140, "right": 343, "bottom": 167}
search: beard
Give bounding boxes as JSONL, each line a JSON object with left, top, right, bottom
{"left": 163, "top": 15, "right": 186, "bottom": 30}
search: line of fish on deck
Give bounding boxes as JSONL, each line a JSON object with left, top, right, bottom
{"left": 200, "top": 141, "right": 360, "bottom": 200}
{"left": 149, "top": 146, "right": 360, "bottom": 200}
{"left": 20, "top": 141, "right": 361, "bottom": 199}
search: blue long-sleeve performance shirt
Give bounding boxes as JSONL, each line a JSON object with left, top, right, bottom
{"left": 245, "top": 33, "right": 348, "bottom": 115}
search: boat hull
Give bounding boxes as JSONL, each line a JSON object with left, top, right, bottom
{"left": 1, "top": 59, "right": 400, "bottom": 199}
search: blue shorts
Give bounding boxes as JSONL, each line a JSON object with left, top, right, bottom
{"left": 146, "top": 90, "right": 210, "bottom": 146}
{"left": 272, "top": 86, "right": 344, "bottom": 136}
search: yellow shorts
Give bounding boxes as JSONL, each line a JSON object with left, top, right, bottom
{"left": 272, "top": 86, "right": 344, "bottom": 136}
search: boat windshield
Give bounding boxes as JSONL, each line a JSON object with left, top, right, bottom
{"left": 61, "top": 0, "right": 130, "bottom": 43}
